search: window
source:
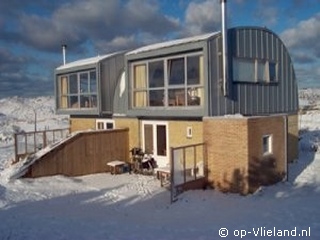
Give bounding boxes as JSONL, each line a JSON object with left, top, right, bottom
{"left": 131, "top": 52, "right": 204, "bottom": 108}
{"left": 149, "top": 61, "right": 164, "bottom": 88}
{"left": 58, "top": 70, "right": 98, "bottom": 109}
{"left": 96, "top": 119, "right": 115, "bottom": 130}
{"left": 233, "top": 59, "right": 255, "bottom": 82}
{"left": 233, "top": 58, "right": 278, "bottom": 83}
{"left": 262, "top": 135, "right": 272, "bottom": 155}
{"left": 168, "top": 58, "right": 185, "bottom": 85}
{"left": 268, "top": 62, "right": 277, "bottom": 82}
{"left": 133, "top": 64, "right": 147, "bottom": 107}
{"left": 186, "top": 126, "right": 193, "bottom": 138}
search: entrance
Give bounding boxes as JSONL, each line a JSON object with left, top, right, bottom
{"left": 142, "top": 121, "right": 169, "bottom": 167}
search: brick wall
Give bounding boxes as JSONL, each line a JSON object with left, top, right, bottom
{"left": 247, "top": 116, "right": 286, "bottom": 192}
{"left": 287, "top": 114, "right": 299, "bottom": 162}
{"left": 114, "top": 117, "right": 140, "bottom": 151}
{"left": 168, "top": 120, "right": 204, "bottom": 167}
{"left": 204, "top": 115, "right": 286, "bottom": 194}
{"left": 204, "top": 117, "right": 249, "bottom": 194}
{"left": 70, "top": 118, "right": 96, "bottom": 132}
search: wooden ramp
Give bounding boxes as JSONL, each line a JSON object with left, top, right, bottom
{"left": 17, "top": 128, "right": 129, "bottom": 178}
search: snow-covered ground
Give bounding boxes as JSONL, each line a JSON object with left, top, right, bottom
{"left": 0, "top": 93, "right": 320, "bottom": 240}
{"left": 0, "top": 96, "right": 68, "bottom": 170}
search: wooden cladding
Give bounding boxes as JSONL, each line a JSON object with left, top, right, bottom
{"left": 24, "top": 128, "right": 129, "bottom": 178}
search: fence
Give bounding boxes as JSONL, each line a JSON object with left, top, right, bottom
{"left": 23, "top": 128, "right": 129, "bottom": 178}
{"left": 14, "top": 128, "right": 70, "bottom": 163}
{"left": 170, "top": 142, "right": 207, "bottom": 203}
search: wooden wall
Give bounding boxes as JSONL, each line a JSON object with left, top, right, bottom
{"left": 24, "top": 128, "right": 129, "bottom": 178}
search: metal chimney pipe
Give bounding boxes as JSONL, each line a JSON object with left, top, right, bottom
{"left": 221, "top": 0, "right": 228, "bottom": 96}
{"left": 62, "top": 44, "right": 67, "bottom": 65}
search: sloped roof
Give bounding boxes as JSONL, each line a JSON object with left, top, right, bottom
{"left": 56, "top": 52, "right": 119, "bottom": 71}
{"left": 127, "top": 31, "right": 220, "bottom": 55}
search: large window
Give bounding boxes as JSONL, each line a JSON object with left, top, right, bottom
{"left": 233, "top": 58, "right": 278, "bottom": 83}
{"left": 131, "top": 53, "right": 204, "bottom": 108}
{"left": 58, "top": 70, "right": 97, "bottom": 109}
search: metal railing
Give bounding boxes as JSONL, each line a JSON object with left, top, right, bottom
{"left": 170, "top": 142, "right": 207, "bottom": 203}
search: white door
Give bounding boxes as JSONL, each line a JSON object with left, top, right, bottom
{"left": 142, "top": 121, "right": 169, "bottom": 167}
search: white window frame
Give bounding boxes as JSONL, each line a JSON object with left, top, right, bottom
{"left": 262, "top": 134, "right": 273, "bottom": 155}
{"left": 186, "top": 126, "right": 193, "bottom": 138}
{"left": 96, "top": 119, "right": 115, "bottom": 130}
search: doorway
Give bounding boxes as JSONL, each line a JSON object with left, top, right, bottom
{"left": 142, "top": 121, "right": 169, "bottom": 167}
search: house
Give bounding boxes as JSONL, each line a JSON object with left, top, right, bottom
{"left": 54, "top": 26, "right": 299, "bottom": 194}
{"left": 55, "top": 51, "right": 125, "bottom": 131}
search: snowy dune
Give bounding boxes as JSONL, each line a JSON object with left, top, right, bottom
{"left": 0, "top": 92, "right": 320, "bottom": 240}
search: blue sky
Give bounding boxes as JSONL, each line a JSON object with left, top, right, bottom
{"left": 0, "top": 0, "right": 319, "bottom": 98}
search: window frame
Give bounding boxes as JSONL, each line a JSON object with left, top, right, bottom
{"left": 262, "top": 134, "right": 273, "bottom": 155}
{"left": 57, "top": 69, "right": 98, "bottom": 110}
{"left": 96, "top": 119, "right": 115, "bottom": 130}
{"left": 130, "top": 51, "right": 204, "bottom": 109}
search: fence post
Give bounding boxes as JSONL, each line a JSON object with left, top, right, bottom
{"left": 14, "top": 133, "right": 18, "bottom": 163}
{"left": 183, "top": 148, "right": 186, "bottom": 184}
{"left": 33, "top": 132, "right": 36, "bottom": 152}
{"left": 25, "top": 134, "right": 28, "bottom": 157}
{"left": 43, "top": 130, "right": 47, "bottom": 148}
{"left": 170, "top": 147, "right": 174, "bottom": 203}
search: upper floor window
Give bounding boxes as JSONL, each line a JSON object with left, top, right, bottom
{"left": 57, "top": 70, "right": 98, "bottom": 109}
{"left": 233, "top": 58, "right": 278, "bottom": 83}
{"left": 131, "top": 53, "right": 204, "bottom": 109}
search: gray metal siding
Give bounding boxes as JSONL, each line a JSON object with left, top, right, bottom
{"left": 208, "top": 27, "right": 298, "bottom": 116}
{"left": 100, "top": 54, "right": 125, "bottom": 114}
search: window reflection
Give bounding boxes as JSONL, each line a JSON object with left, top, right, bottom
{"left": 131, "top": 53, "right": 204, "bottom": 109}
{"left": 58, "top": 70, "right": 98, "bottom": 110}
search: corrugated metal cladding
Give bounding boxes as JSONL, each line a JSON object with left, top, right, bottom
{"left": 100, "top": 53, "right": 125, "bottom": 114}
{"left": 208, "top": 27, "right": 299, "bottom": 116}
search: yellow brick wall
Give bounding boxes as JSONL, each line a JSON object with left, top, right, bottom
{"left": 247, "top": 116, "right": 286, "bottom": 192}
{"left": 203, "top": 117, "right": 250, "bottom": 194}
{"left": 114, "top": 117, "right": 140, "bottom": 151}
{"left": 168, "top": 120, "right": 204, "bottom": 167}
{"left": 204, "top": 115, "right": 286, "bottom": 195}
{"left": 287, "top": 114, "right": 299, "bottom": 162}
{"left": 70, "top": 118, "right": 96, "bottom": 132}
{"left": 168, "top": 120, "right": 203, "bottom": 148}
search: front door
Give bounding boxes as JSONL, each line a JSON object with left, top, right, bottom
{"left": 142, "top": 121, "right": 169, "bottom": 167}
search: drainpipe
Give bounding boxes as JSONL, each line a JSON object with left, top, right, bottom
{"left": 62, "top": 44, "right": 67, "bottom": 65}
{"left": 221, "top": 0, "right": 228, "bottom": 96}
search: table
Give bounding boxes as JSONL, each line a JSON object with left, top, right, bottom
{"left": 107, "top": 160, "right": 126, "bottom": 174}
{"left": 154, "top": 166, "right": 171, "bottom": 187}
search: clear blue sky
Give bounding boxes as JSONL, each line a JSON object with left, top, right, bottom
{"left": 0, "top": 0, "right": 319, "bottom": 98}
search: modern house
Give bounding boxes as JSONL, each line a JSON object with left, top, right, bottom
{"left": 55, "top": 52, "right": 125, "bottom": 131}
{"left": 54, "top": 25, "right": 299, "bottom": 194}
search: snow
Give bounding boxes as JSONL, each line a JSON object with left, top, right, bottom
{"left": 56, "top": 52, "right": 120, "bottom": 71}
{"left": 1, "top": 91, "right": 320, "bottom": 240}
{"left": 0, "top": 96, "right": 68, "bottom": 171}
{"left": 126, "top": 32, "right": 219, "bottom": 55}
